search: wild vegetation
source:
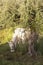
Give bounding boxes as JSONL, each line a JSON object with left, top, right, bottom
{"left": 0, "top": 0, "right": 43, "bottom": 65}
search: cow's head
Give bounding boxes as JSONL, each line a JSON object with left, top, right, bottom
{"left": 8, "top": 41, "right": 15, "bottom": 52}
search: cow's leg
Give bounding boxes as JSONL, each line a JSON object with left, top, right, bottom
{"left": 30, "top": 43, "right": 36, "bottom": 56}
{"left": 28, "top": 40, "right": 32, "bottom": 56}
{"left": 28, "top": 40, "right": 36, "bottom": 56}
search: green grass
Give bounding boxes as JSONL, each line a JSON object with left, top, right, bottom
{"left": 0, "top": 42, "right": 43, "bottom": 65}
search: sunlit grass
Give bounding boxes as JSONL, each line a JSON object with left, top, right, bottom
{"left": 0, "top": 27, "right": 13, "bottom": 44}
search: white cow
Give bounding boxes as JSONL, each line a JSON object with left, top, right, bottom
{"left": 8, "top": 28, "right": 38, "bottom": 56}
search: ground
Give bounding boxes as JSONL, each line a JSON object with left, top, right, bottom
{"left": 0, "top": 43, "right": 43, "bottom": 65}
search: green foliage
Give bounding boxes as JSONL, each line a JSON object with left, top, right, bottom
{"left": 0, "top": 0, "right": 43, "bottom": 29}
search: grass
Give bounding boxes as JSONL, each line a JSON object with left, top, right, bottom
{"left": 0, "top": 42, "right": 43, "bottom": 65}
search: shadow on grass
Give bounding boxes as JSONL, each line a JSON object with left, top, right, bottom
{"left": 0, "top": 38, "right": 43, "bottom": 65}
{"left": 0, "top": 43, "right": 29, "bottom": 61}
